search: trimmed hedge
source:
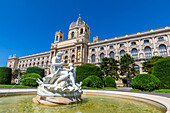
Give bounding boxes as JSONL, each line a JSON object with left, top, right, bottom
{"left": 21, "top": 73, "right": 42, "bottom": 87}
{"left": 26, "top": 67, "right": 44, "bottom": 78}
{"left": 152, "top": 57, "right": 170, "bottom": 89}
{"left": 82, "top": 75, "right": 103, "bottom": 88}
{"left": 131, "top": 74, "right": 160, "bottom": 91}
{"left": 76, "top": 63, "right": 103, "bottom": 83}
{"left": 0, "top": 67, "right": 12, "bottom": 84}
{"left": 104, "top": 76, "right": 116, "bottom": 88}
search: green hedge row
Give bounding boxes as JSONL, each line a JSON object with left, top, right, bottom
{"left": 76, "top": 63, "right": 103, "bottom": 83}
{"left": 0, "top": 67, "right": 12, "bottom": 84}
{"left": 26, "top": 67, "right": 44, "bottom": 78}
{"left": 152, "top": 57, "right": 170, "bottom": 89}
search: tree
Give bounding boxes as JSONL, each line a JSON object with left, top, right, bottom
{"left": 142, "top": 56, "right": 163, "bottom": 74}
{"left": 99, "top": 57, "right": 119, "bottom": 80}
{"left": 12, "top": 69, "right": 22, "bottom": 80}
{"left": 76, "top": 63, "right": 103, "bottom": 83}
{"left": 26, "top": 67, "right": 44, "bottom": 78}
{"left": 119, "top": 54, "right": 137, "bottom": 87}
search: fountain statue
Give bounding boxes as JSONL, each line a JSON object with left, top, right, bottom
{"left": 33, "top": 52, "right": 83, "bottom": 105}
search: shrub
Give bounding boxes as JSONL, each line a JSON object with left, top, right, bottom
{"left": 131, "top": 74, "right": 160, "bottom": 91}
{"left": 0, "top": 67, "right": 12, "bottom": 84}
{"left": 26, "top": 67, "right": 44, "bottom": 78}
{"left": 76, "top": 63, "right": 103, "bottom": 83}
{"left": 104, "top": 76, "right": 116, "bottom": 87}
{"left": 152, "top": 57, "right": 170, "bottom": 89}
{"left": 82, "top": 75, "right": 103, "bottom": 88}
{"left": 21, "top": 73, "right": 42, "bottom": 87}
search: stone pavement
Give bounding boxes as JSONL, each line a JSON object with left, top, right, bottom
{"left": 0, "top": 88, "right": 170, "bottom": 97}
{"left": 105, "top": 87, "right": 170, "bottom": 97}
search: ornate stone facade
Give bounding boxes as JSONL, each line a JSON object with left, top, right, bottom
{"left": 7, "top": 16, "right": 170, "bottom": 81}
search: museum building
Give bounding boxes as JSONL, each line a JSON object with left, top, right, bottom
{"left": 7, "top": 16, "right": 170, "bottom": 85}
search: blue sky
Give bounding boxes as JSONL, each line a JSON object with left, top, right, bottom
{"left": 0, "top": 0, "right": 170, "bottom": 66}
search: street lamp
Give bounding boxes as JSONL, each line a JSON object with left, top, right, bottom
{"left": 17, "top": 70, "right": 21, "bottom": 84}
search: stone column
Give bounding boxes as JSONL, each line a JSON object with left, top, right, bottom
{"left": 126, "top": 42, "right": 130, "bottom": 54}
{"left": 105, "top": 45, "right": 108, "bottom": 57}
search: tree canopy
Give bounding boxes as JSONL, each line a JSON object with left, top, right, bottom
{"left": 142, "top": 56, "right": 163, "bottom": 74}
{"left": 99, "top": 57, "right": 119, "bottom": 80}
{"left": 76, "top": 63, "right": 103, "bottom": 83}
{"left": 119, "top": 54, "right": 138, "bottom": 86}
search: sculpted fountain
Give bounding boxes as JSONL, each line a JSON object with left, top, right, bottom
{"left": 33, "top": 52, "right": 83, "bottom": 105}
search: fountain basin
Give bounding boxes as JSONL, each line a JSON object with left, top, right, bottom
{"left": 0, "top": 89, "right": 170, "bottom": 113}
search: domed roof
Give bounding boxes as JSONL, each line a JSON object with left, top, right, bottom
{"left": 70, "top": 16, "right": 85, "bottom": 28}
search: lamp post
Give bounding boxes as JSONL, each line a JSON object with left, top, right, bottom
{"left": 17, "top": 70, "right": 21, "bottom": 84}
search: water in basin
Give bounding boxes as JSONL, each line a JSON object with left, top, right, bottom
{"left": 0, "top": 95, "right": 164, "bottom": 113}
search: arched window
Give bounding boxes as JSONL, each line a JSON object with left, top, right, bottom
{"left": 29, "top": 63, "right": 31, "bottom": 67}
{"left": 145, "top": 46, "right": 152, "bottom": 57}
{"left": 72, "top": 55, "right": 75, "bottom": 63}
{"left": 92, "top": 48, "right": 95, "bottom": 52}
{"left": 71, "top": 32, "right": 74, "bottom": 38}
{"left": 159, "top": 44, "right": 167, "bottom": 56}
{"left": 33, "top": 63, "right": 35, "bottom": 67}
{"left": 65, "top": 56, "right": 68, "bottom": 63}
{"left": 37, "top": 62, "right": 39, "bottom": 67}
{"left": 56, "top": 36, "right": 58, "bottom": 41}
{"left": 134, "top": 65, "right": 140, "bottom": 72}
{"left": 120, "top": 50, "right": 125, "bottom": 57}
{"left": 25, "top": 64, "right": 27, "bottom": 68}
{"left": 109, "top": 51, "right": 114, "bottom": 58}
{"left": 100, "top": 53, "right": 104, "bottom": 62}
{"left": 9, "top": 65, "right": 11, "bottom": 67}
{"left": 80, "top": 28, "right": 83, "bottom": 34}
{"left": 132, "top": 48, "right": 138, "bottom": 58}
{"left": 42, "top": 61, "right": 44, "bottom": 67}
{"left": 91, "top": 54, "right": 96, "bottom": 62}
{"left": 60, "top": 36, "right": 62, "bottom": 41}
{"left": 22, "top": 64, "right": 24, "bottom": 69}
{"left": 19, "top": 65, "right": 21, "bottom": 68}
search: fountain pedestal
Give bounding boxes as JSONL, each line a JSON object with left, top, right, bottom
{"left": 33, "top": 52, "right": 83, "bottom": 105}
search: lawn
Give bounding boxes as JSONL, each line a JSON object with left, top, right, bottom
{"left": 82, "top": 86, "right": 116, "bottom": 89}
{"left": 0, "top": 84, "right": 36, "bottom": 88}
{"left": 0, "top": 85, "right": 116, "bottom": 89}
{"left": 130, "top": 89, "right": 170, "bottom": 93}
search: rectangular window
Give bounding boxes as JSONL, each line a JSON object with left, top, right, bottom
{"left": 131, "top": 42, "right": 136, "bottom": 45}
{"left": 158, "top": 37, "right": 164, "bottom": 41}
{"left": 110, "top": 45, "right": 113, "bottom": 49}
{"left": 144, "top": 40, "right": 149, "bottom": 43}
{"left": 120, "top": 44, "right": 124, "bottom": 47}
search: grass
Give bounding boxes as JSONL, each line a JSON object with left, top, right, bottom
{"left": 0, "top": 85, "right": 116, "bottom": 90}
{"left": 130, "top": 89, "right": 170, "bottom": 93}
{"left": 82, "top": 86, "right": 117, "bottom": 90}
{"left": 0, "top": 84, "right": 37, "bottom": 88}
{"left": 154, "top": 89, "right": 170, "bottom": 93}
